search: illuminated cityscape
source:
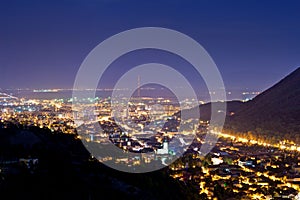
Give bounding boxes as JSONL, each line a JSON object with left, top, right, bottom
{"left": 2, "top": 0, "right": 300, "bottom": 200}
{"left": 1, "top": 80, "right": 300, "bottom": 199}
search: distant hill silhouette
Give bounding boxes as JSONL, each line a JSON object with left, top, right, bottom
{"left": 175, "top": 100, "right": 243, "bottom": 122}
{"left": 177, "top": 67, "right": 300, "bottom": 144}
{"left": 225, "top": 67, "right": 300, "bottom": 143}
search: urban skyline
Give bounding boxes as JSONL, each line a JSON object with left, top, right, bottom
{"left": 1, "top": 1, "right": 300, "bottom": 199}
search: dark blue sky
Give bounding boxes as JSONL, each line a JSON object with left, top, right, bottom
{"left": 1, "top": 0, "right": 300, "bottom": 92}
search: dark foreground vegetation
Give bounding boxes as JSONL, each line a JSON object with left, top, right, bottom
{"left": 0, "top": 121, "right": 199, "bottom": 200}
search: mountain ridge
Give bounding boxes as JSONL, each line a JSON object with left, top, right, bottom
{"left": 177, "top": 67, "right": 300, "bottom": 144}
{"left": 225, "top": 67, "right": 300, "bottom": 142}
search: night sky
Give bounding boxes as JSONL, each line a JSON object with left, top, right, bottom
{"left": 1, "top": 0, "right": 300, "bottom": 92}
